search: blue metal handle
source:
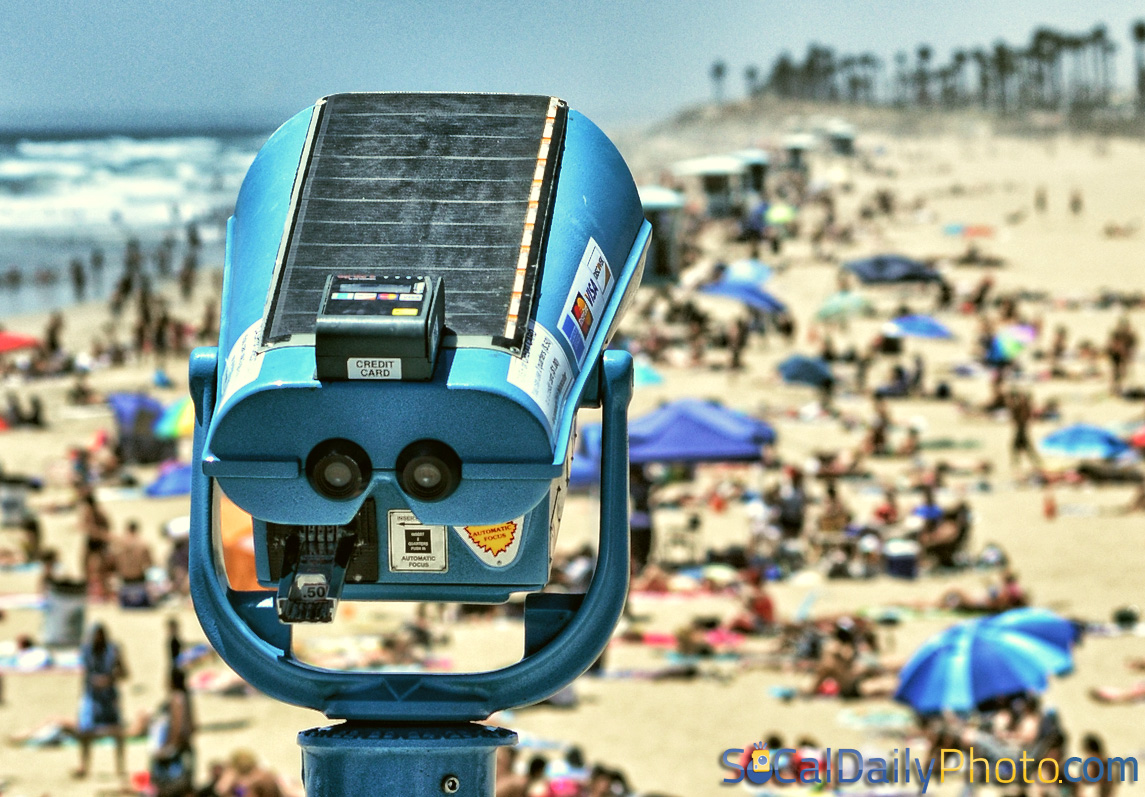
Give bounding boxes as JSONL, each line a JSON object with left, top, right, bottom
{"left": 189, "top": 347, "right": 632, "bottom": 721}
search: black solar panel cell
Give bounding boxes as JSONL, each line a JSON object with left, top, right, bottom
{"left": 263, "top": 92, "right": 566, "bottom": 352}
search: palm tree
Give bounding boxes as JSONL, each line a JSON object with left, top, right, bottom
{"left": 768, "top": 53, "right": 797, "bottom": 98}
{"left": 744, "top": 65, "right": 761, "bottom": 97}
{"left": 711, "top": 60, "right": 727, "bottom": 104}
{"left": 858, "top": 53, "right": 882, "bottom": 104}
{"left": 892, "top": 51, "right": 909, "bottom": 106}
{"left": 916, "top": 45, "right": 933, "bottom": 105}
{"left": 1134, "top": 20, "right": 1145, "bottom": 115}
{"left": 972, "top": 49, "right": 991, "bottom": 109}
{"left": 993, "top": 42, "right": 1015, "bottom": 113}
{"left": 951, "top": 50, "right": 968, "bottom": 106}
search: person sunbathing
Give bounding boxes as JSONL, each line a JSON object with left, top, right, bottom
{"left": 935, "top": 570, "right": 1028, "bottom": 613}
{"left": 804, "top": 622, "right": 896, "bottom": 699}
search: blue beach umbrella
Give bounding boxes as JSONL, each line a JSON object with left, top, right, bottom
{"left": 700, "top": 280, "right": 787, "bottom": 314}
{"left": 895, "top": 617, "right": 1073, "bottom": 713}
{"left": 982, "top": 608, "right": 1080, "bottom": 654}
{"left": 845, "top": 255, "right": 941, "bottom": 284}
{"left": 888, "top": 314, "right": 953, "bottom": 340}
{"left": 106, "top": 392, "right": 165, "bottom": 431}
{"left": 145, "top": 461, "right": 194, "bottom": 497}
{"left": 778, "top": 355, "right": 834, "bottom": 388}
{"left": 816, "top": 291, "right": 872, "bottom": 322}
{"left": 1039, "top": 424, "right": 1129, "bottom": 460}
{"left": 721, "top": 258, "right": 773, "bottom": 286}
{"left": 632, "top": 358, "right": 664, "bottom": 388}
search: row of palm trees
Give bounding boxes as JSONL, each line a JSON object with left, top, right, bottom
{"left": 712, "top": 20, "right": 1145, "bottom": 118}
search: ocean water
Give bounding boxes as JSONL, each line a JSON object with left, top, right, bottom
{"left": 0, "top": 130, "right": 270, "bottom": 317}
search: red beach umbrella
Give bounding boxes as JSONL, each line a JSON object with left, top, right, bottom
{"left": 0, "top": 331, "right": 40, "bottom": 353}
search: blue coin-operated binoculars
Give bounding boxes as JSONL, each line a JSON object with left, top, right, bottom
{"left": 188, "top": 93, "right": 650, "bottom": 795}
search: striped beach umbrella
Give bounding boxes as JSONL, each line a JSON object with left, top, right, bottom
{"left": 153, "top": 396, "right": 196, "bottom": 440}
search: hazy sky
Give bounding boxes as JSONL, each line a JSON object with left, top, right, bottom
{"left": 4, "top": 0, "right": 1143, "bottom": 133}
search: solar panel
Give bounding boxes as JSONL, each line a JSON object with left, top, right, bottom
{"left": 263, "top": 93, "right": 567, "bottom": 353}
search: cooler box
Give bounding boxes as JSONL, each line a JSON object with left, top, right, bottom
{"left": 884, "top": 539, "right": 920, "bottom": 580}
{"left": 42, "top": 580, "right": 87, "bottom": 647}
{"left": 0, "top": 482, "right": 27, "bottom": 527}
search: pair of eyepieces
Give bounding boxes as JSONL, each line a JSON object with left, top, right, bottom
{"left": 305, "top": 439, "right": 460, "bottom": 502}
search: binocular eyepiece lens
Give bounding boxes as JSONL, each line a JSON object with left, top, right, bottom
{"left": 306, "top": 439, "right": 371, "bottom": 500}
{"left": 397, "top": 440, "right": 461, "bottom": 502}
{"left": 412, "top": 462, "right": 443, "bottom": 490}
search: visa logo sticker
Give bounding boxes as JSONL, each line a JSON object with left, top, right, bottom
{"left": 557, "top": 238, "right": 613, "bottom": 366}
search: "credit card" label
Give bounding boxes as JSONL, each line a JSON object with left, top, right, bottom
{"left": 347, "top": 358, "right": 402, "bottom": 379}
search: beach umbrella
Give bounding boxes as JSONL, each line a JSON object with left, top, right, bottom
{"left": 765, "top": 203, "right": 797, "bottom": 225}
{"left": 145, "top": 461, "right": 194, "bottom": 498}
{"left": 894, "top": 617, "right": 1073, "bottom": 713}
{"left": 153, "top": 396, "right": 196, "bottom": 440}
{"left": 0, "top": 331, "right": 40, "bottom": 354}
{"left": 982, "top": 609, "right": 1079, "bottom": 654}
{"left": 1130, "top": 426, "right": 1145, "bottom": 449}
{"left": 888, "top": 314, "right": 953, "bottom": 340}
{"left": 984, "top": 331, "right": 1027, "bottom": 364}
{"left": 778, "top": 355, "right": 834, "bottom": 388}
{"left": 1001, "top": 324, "right": 1037, "bottom": 345}
{"left": 106, "top": 392, "right": 165, "bottom": 431}
{"left": 699, "top": 280, "right": 787, "bottom": 314}
{"left": 1039, "top": 424, "right": 1129, "bottom": 460}
{"left": 815, "top": 291, "right": 872, "bottom": 322}
{"left": 844, "top": 255, "right": 941, "bottom": 285}
{"left": 721, "top": 258, "right": 772, "bottom": 286}
{"left": 632, "top": 358, "right": 664, "bottom": 388}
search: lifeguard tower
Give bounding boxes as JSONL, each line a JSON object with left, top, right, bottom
{"left": 638, "top": 185, "right": 686, "bottom": 286}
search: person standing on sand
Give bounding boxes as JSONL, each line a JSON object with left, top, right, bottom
{"left": 1008, "top": 390, "right": 1041, "bottom": 472}
{"left": 75, "top": 623, "right": 128, "bottom": 779}
{"left": 113, "top": 519, "right": 154, "bottom": 607}
{"left": 1106, "top": 317, "right": 1138, "bottom": 395}
{"left": 78, "top": 488, "right": 113, "bottom": 600}
{"left": 1069, "top": 189, "right": 1084, "bottom": 215}
{"left": 150, "top": 668, "right": 195, "bottom": 797}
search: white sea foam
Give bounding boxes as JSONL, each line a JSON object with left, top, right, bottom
{"left": 0, "top": 133, "right": 262, "bottom": 233}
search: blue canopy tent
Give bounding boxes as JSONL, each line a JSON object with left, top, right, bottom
{"left": 844, "top": 255, "right": 941, "bottom": 284}
{"left": 145, "top": 461, "right": 194, "bottom": 497}
{"left": 699, "top": 280, "right": 786, "bottom": 314}
{"left": 778, "top": 355, "right": 834, "bottom": 388}
{"left": 106, "top": 392, "right": 177, "bottom": 464}
{"left": 579, "top": 399, "right": 775, "bottom": 470}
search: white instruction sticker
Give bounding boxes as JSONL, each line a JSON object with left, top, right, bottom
{"left": 557, "top": 237, "right": 614, "bottom": 367}
{"left": 348, "top": 358, "right": 402, "bottom": 380}
{"left": 507, "top": 322, "right": 574, "bottom": 431}
{"left": 219, "top": 320, "right": 264, "bottom": 406}
{"left": 387, "top": 510, "right": 447, "bottom": 572}
{"left": 452, "top": 517, "right": 524, "bottom": 568}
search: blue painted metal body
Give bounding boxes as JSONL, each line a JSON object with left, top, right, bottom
{"left": 297, "top": 723, "right": 516, "bottom": 796}
{"left": 188, "top": 94, "right": 646, "bottom": 726}
{"left": 202, "top": 103, "right": 649, "bottom": 602}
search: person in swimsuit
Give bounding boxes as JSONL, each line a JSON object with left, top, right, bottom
{"left": 75, "top": 623, "right": 128, "bottom": 778}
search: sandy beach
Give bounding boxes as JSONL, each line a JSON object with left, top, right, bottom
{"left": 1, "top": 108, "right": 1144, "bottom": 797}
